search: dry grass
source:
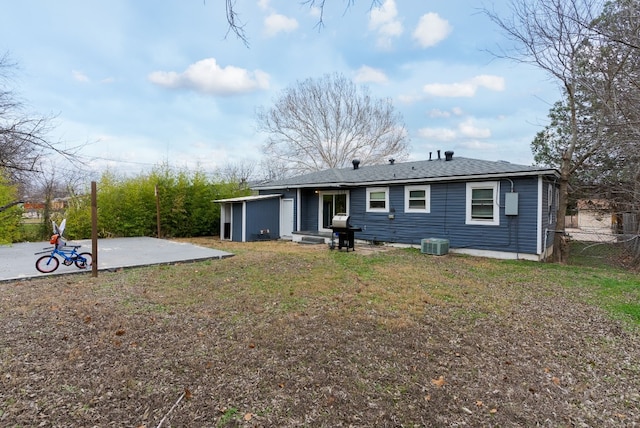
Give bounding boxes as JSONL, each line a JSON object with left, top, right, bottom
{"left": 1, "top": 238, "right": 639, "bottom": 427}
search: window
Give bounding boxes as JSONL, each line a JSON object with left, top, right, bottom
{"left": 466, "top": 181, "right": 499, "bottom": 225}
{"left": 366, "top": 187, "right": 389, "bottom": 212}
{"left": 405, "top": 185, "right": 430, "bottom": 213}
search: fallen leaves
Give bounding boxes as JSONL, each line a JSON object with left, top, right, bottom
{"left": 431, "top": 375, "right": 446, "bottom": 388}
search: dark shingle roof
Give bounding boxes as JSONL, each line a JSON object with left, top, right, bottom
{"left": 253, "top": 157, "right": 559, "bottom": 190}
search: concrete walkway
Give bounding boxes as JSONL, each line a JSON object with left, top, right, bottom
{"left": 0, "top": 237, "right": 233, "bottom": 282}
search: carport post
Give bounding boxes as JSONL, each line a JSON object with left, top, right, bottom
{"left": 91, "top": 181, "right": 98, "bottom": 277}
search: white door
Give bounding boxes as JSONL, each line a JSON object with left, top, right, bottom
{"left": 280, "top": 199, "right": 294, "bottom": 239}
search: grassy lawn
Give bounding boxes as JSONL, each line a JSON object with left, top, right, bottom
{"left": 1, "top": 237, "right": 639, "bottom": 427}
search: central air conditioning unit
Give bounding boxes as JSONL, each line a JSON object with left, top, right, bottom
{"left": 421, "top": 238, "right": 449, "bottom": 256}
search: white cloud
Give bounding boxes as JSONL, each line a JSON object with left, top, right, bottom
{"left": 470, "top": 75, "right": 505, "bottom": 91}
{"left": 354, "top": 66, "right": 388, "bottom": 84}
{"left": 418, "top": 118, "right": 490, "bottom": 142}
{"left": 423, "top": 75, "right": 505, "bottom": 97}
{"left": 72, "top": 70, "right": 90, "bottom": 82}
{"left": 418, "top": 127, "right": 457, "bottom": 141}
{"left": 369, "top": 0, "right": 403, "bottom": 49}
{"left": 257, "top": 0, "right": 270, "bottom": 10}
{"left": 308, "top": 6, "right": 321, "bottom": 18}
{"left": 264, "top": 13, "right": 299, "bottom": 37}
{"left": 413, "top": 12, "right": 452, "bottom": 48}
{"left": 397, "top": 93, "right": 423, "bottom": 104}
{"left": 148, "top": 58, "right": 270, "bottom": 96}
{"left": 459, "top": 140, "right": 498, "bottom": 150}
{"left": 458, "top": 119, "right": 491, "bottom": 138}
{"left": 428, "top": 108, "right": 463, "bottom": 118}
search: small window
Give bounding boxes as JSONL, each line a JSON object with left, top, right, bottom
{"left": 366, "top": 187, "right": 389, "bottom": 212}
{"left": 405, "top": 185, "right": 430, "bottom": 213}
{"left": 466, "top": 181, "right": 499, "bottom": 225}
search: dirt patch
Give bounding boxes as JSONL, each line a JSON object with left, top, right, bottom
{"left": 1, "top": 238, "right": 639, "bottom": 427}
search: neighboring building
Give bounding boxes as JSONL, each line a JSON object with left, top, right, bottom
{"left": 565, "top": 199, "right": 617, "bottom": 242}
{"left": 216, "top": 152, "right": 561, "bottom": 261}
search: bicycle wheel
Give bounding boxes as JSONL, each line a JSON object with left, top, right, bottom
{"left": 75, "top": 252, "right": 93, "bottom": 269}
{"left": 36, "top": 255, "right": 60, "bottom": 273}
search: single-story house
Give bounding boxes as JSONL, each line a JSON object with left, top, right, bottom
{"left": 216, "top": 152, "right": 561, "bottom": 261}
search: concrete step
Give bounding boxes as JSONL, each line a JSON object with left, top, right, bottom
{"left": 299, "top": 236, "right": 326, "bottom": 245}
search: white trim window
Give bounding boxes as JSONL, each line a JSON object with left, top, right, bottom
{"left": 405, "top": 185, "right": 430, "bottom": 213}
{"left": 466, "top": 181, "right": 500, "bottom": 225}
{"left": 366, "top": 187, "right": 389, "bottom": 212}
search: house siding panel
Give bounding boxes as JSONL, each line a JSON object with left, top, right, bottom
{"left": 349, "top": 178, "right": 540, "bottom": 254}
{"left": 246, "top": 198, "right": 280, "bottom": 240}
{"left": 231, "top": 203, "right": 243, "bottom": 241}
{"left": 300, "top": 189, "right": 319, "bottom": 231}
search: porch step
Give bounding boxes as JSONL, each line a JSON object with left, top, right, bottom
{"left": 299, "top": 236, "right": 326, "bottom": 245}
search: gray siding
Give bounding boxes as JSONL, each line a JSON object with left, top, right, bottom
{"left": 246, "top": 198, "right": 280, "bottom": 241}
{"left": 260, "top": 189, "right": 298, "bottom": 232}
{"left": 231, "top": 203, "right": 243, "bottom": 241}
{"left": 257, "top": 174, "right": 557, "bottom": 256}
{"left": 300, "top": 189, "right": 319, "bottom": 231}
{"left": 347, "top": 177, "right": 541, "bottom": 254}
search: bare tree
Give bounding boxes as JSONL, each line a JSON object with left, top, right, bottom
{"left": 0, "top": 53, "right": 83, "bottom": 184}
{"left": 527, "top": 0, "right": 640, "bottom": 264}
{"left": 483, "top": 0, "right": 607, "bottom": 263}
{"left": 222, "top": 1, "right": 381, "bottom": 45}
{"left": 218, "top": 159, "right": 257, "bottom": 187}
{"left": 257, "top": 73, "right": 409, "bottom": 175}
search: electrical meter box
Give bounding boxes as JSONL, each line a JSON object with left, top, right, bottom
{"left": 505, "top": 192, "right": 519, "bottom": 216}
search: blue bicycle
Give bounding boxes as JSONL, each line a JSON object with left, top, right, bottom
{"left": 35, "top": 233, "right": 93, "bottom": 273}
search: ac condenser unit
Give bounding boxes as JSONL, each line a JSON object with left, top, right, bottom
{"left": 421, "top": 238, "right": 449, "bottom": 255}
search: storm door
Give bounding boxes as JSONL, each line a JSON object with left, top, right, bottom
{"left": 319, "top": 191, "right": 349, "bottom": 232}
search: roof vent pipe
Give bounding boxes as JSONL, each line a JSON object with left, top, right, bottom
{"left": 352, "top": 159, "right": 360, "bottom": 170}
{"left": 445, "top": 150, "right": 454, "bottom": 161}
{"left": 437, "top": 150, "right": 441, "bottom": 160}
{"left": 429, "top": 152, "right": 432, "bottom": 161}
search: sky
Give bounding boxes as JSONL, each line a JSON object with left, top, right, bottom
{"left": 1, "top": 0, "right": 562, "bottom": 177}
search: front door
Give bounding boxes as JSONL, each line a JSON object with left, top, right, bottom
{"left": 319, "top": 192, "right": 349, "bottom": 232}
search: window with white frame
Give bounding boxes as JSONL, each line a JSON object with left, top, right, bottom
{"left": 466, "top": 181, "right": 499, "bottom": 225}
{"left": 366, "top": 187, "right": 389, "bottom": 212}
{"left": 405, "top": 185, "right": 430, "bottom": 213}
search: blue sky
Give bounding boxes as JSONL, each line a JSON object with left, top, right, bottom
{"left": 1, "top": 0, "right": 561, "bottom": 176}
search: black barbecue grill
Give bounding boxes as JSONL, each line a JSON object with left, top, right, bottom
{"left": 329, "top": 214, "right": 362, "bottom": 251}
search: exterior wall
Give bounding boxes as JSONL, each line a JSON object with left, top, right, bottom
{"left": 256, "top": 175, "right": 556, "bottom": 258}
{"left": 345, "top": 177, "right": 541, "bottom": 255}
{"left": 260, "top": 189, "right": 298, "bottom": 231}
{"left": 245, "top": 198, "right": 281, "bottom": 241}
{"left": 299, "top": 189, "right": 319, "bottom": 231}
{"left": 231, "top": 202, "right": 243, "bottom": 242}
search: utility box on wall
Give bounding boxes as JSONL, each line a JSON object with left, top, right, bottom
{"left": 505, "top": 192, "right": 519, "bottom": 216}
{"left": 421, "top": 238, "right": 449, "bottom": 255}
